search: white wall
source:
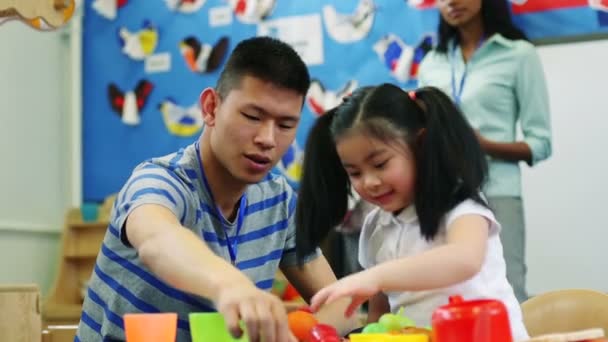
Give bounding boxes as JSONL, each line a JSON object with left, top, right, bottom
{"left": 0, "top": 20, "right": 71, "bottom": 295}
{"left": 524, "top": 39, "right": 608, "bottom": 295}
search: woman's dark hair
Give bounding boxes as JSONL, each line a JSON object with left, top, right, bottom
{"left": 437, "top": 0, "right": 528, "bottom": 53}
{"left": 295, "top": 85, "right": 488, "bottom": 261}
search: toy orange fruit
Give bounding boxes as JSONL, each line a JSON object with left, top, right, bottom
{"left": 287, "top": 310, "right": 318, "bottom": 341}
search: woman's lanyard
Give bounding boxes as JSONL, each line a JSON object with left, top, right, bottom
{"left": 195, "top": 142, "right": 247, "bottom": 266}
{"left": 450, "top": 36, "right": 485, "bottom": 107}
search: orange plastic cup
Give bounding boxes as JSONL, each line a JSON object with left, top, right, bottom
{"left": 124, "top": 312, "right": 178, "bottom": 342}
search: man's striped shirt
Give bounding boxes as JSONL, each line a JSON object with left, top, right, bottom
{"left": 76, "top": 142, "right": 318, "bottom": 341}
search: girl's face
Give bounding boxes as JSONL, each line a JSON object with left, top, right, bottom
{"left": 337, "top": 133, "right": 416, "bottom": 214}
{"left": 437, "top": 0, "right": 483, "bottom": 28}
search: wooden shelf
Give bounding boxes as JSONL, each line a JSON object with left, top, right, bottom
{"left": 43, "top": 208, "right": 109, "bottom": 326}
{"left": 43, "top": 303, "right": 83, "bottom": 321}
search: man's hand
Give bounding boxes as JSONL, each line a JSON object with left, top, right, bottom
{"left": 215, "top": 282, "right": 298, "bottom": 342}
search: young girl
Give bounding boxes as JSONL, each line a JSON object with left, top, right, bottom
{"left": 295, "top": 84, "right": 529, "bottom": 340}
{"left": 418, "top": 0, "right": 552, "bottom": 303}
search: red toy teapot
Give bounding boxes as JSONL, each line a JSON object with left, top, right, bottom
{"left": 431, "top": 295, "right": 513, "bottom": 342}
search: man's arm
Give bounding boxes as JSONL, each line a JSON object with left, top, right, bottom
{"left": 126, "top": 204, "right": 295, "bottom": 342}
{"left": 281, "top": 255, "right": 360, "bottom": 336}
{"left": 126, "top": 204, "right": 245, "bottom": 298}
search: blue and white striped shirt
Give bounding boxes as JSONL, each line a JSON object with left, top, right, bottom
{"left": 76, "top": 142, "right": 318, "bottom": 341}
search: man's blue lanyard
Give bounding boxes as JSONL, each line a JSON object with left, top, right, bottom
{"left": 195, "top": 142, "right": 247, "bottom": 266}
{"left": 450, "top": 37, "right": 485, "bottom": 107}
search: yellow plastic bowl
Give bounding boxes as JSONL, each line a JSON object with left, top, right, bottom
{"left": 349, "top": 333, "right": 429, "bottom": 342}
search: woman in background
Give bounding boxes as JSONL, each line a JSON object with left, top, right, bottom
{"left": 418, "top": 0, "right": 552, "bottom": 302}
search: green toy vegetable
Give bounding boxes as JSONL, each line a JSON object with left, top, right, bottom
{"left": 377, "top": 307, "right": 416, "bottom": 332}
{"left": 362, "top": 322, "right": 389, "bottom": 334}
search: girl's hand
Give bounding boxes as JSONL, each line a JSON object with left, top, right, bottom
{"left": 310, "top": 271, "right": 381, "bottom": 318}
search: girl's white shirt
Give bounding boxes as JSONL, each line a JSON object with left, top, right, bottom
{"left": 358, "top": 198, "right": 529, "bottom": 341}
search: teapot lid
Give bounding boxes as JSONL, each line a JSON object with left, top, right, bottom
{"left": 445, "top": 295, "right": 503, "bottom": 307}
{"left": 435, "top": 295, "right": 508, "bottom": 316}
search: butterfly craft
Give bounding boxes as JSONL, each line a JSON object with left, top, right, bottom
{"left": 108, "top": 80, "right": 154, "bottom": 126}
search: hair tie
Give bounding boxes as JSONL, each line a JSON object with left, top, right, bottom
{"left": 409, "top": 89, "right": 427, "bottom": 120}
{"left": 408, "top": 90, "right": 417, "bottom": 101}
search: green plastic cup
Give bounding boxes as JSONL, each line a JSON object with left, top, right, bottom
{"left": 189, "top": 312, "right": 249, "bottom": 342}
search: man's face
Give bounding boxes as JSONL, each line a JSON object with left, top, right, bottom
{"left": 202, "top": 75, "right": 303, "bottom": 184}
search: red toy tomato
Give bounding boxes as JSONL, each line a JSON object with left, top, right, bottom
{"left": 307, "top": 323, "right": 341, "bottom": 342}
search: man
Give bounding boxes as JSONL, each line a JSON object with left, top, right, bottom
{"left": 77, "top": 37, "right": 356, "bottom": 342}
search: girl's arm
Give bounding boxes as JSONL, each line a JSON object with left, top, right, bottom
{"left": 310, "top": 214, "right": 490, "bottom": 315}
{"left": 281, "top": 256, "right": 359, "bottom": 336}
{"left": 366, "top": 292, "right": 390, "bottom": 324}
{"left": 369, "top": 214, "right": 489, "bottom": 292}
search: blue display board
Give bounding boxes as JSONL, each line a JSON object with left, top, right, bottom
{"left": 83, "top": 0, "right": 607, "bottom": 201}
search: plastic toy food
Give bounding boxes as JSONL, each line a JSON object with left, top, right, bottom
{"left": 308, "top": 323, "right": 341, "bottom": 342}
{"left": 297, "top": 306, "right": 313, "bottom": 313}
{"left": 378, "top": 311, "right": 415, "bottom": 332}
{"left": 401, "top": 327, "right": 434, "bottom": 340}
{"left": 288, "top": 310, "right": 319, "bottom": 341}
{"left": 361, "top": 308, "right": 416, "bottom": 334}
{"left": 362, "top": 322, "right": 389, "bottom": 334}
{"left": 432, "top": 295, "right": 512, "bottom": 342}
{"left": 353, "top": 307, "right": 432, "bottom": 342}
{"left": 283, "top": 283, "right": 302, "bottom": 301}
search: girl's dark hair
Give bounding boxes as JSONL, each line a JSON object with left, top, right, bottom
{"left": 436, "top": 0, "right": 528, "bottom": 54}
{"left": 295, "top": 108, "right": 351, "bottom": 261}
{"left": 295, "top": 85, "right": 488, "bottom": 261}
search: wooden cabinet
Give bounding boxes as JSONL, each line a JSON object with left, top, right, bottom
{"left": 0, "top": 284, "right": 41, "bottom": 342}
{"left": 43, "top": 208, "right": 107, "bottom": 326}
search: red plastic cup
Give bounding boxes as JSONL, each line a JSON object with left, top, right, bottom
{"left": 124, "top": 312, "right": 178, "bottom": 342}
{"left": 431, "top": 295, "right": 513, "bottom": 342}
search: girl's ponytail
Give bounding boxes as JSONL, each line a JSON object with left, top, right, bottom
{"left": 413, "top": 87, "right": 489, "bottom": 240}
{"left": 295, "top": 108, "right": 351, "bottom": 263}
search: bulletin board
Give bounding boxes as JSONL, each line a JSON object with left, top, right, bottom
{"left": 82, "top": 0, "right": 439, "bottom": 201}
{"left": 82, "top": 0, "right": 608, "bottom": 202}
